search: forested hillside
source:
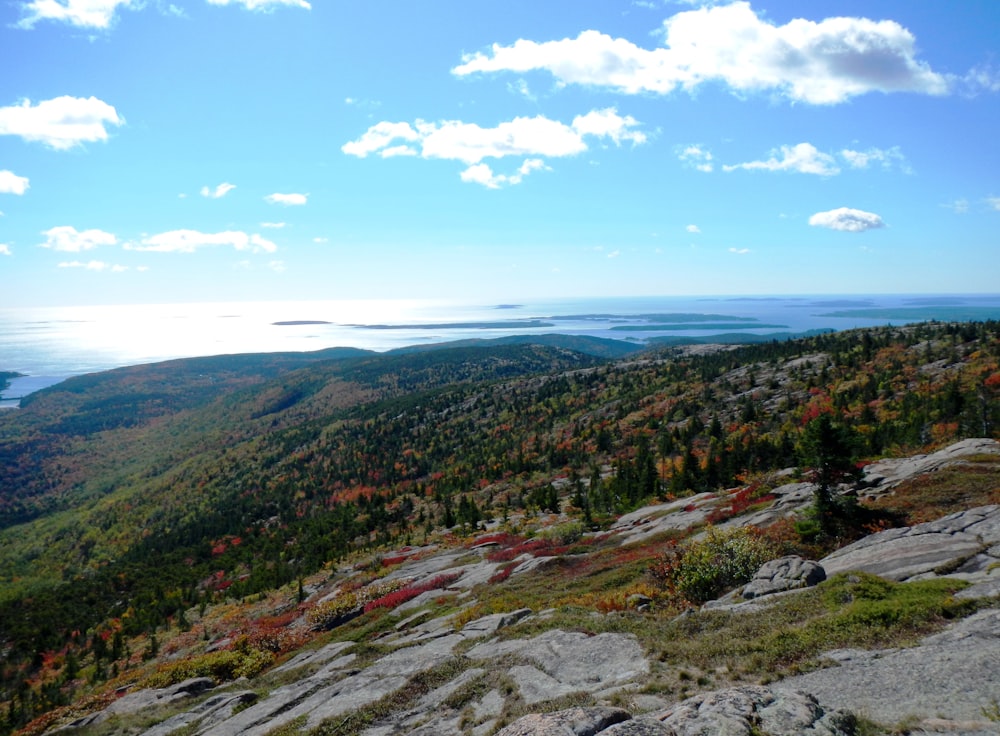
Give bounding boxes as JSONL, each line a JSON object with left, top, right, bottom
{"left": 0, "top": 321, "right": 998, "bottom": 733}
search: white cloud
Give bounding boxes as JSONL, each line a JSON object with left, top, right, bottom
{"left": 313, "top": 237, "right": 329, "bottom": 243}
{"left": 607, "top": 250, "right": 621, "bottom": 258}
{"left": 0, "top": 96, "right": 123, "bottom": 150}
{"left": 986, "top": 197, "right": 1000, "bottom": 212}
{"left": 265, "top": 192, "right": 308, "bottom": 206}
{"left": 686, "top": 224, "right": 700, "bottom": 233}
{"left": 206, "top": 0, "right": 310, "bottom": 10}
{"left": 809, "top": 207, "right": 885, "bottom": 232}
{"left": 943, "top": 199, "right": 969, "bottom": 214}
{"left": 344, "top": 109, "right": 646, "bottom": 185}
{"left": 342, "top": 122, "right": 420, "bottom": 159}
{"left": 261, "top": 221, "right": 286, "bottom": 228}
{"left": 0, "top": 244, "right": 11, "bottom": 256}
{"left": 201, "top": 182, "right": 236, "bottom": 199}
{"left": 268, "top": 260, "right": 286, "bottom": 272}
{"left": 459, "top": 158, "right": 551, "bottom": 189}
{"left": 571, "top": 108, "right": 646, "bottom": 145}
{"left": 38, "top": 226, "right": 117, "bottom": 252}
{"left": 729, "top": 247, "right": 751, "bottom": 254}
{"left": 677, "top": 144, "right": 713, "bottom": 172}
{"left": 452, "top": 2, "right": 950, "bottom": 104}
{"left": 17, "top": 0, "right": 139, "bottom": 29}
{"left": 128, "top": 230, "right": 278, "bottom": 253}
{"left": 0, "top": 170, "right": 29, "bottom": 195}
{"left": 57, "top": 260, "right": 125, "bottom": 271}
{"left": 723, "top": 143, "right": 839, "bottom": 176}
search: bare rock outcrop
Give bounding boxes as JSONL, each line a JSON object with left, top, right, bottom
{"left": 820, "top": 505, "right": 1000, "bottom": 583}
{"left": 496, "top": 687, "right": 858, "bottom": 736}
{"left": 779, "top": 607, "right": 1000, "bottom": 730}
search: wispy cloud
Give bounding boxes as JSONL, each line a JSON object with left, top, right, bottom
{"left": 460, "top": 158, "right": 551, "bottom": 189}
{"left": 261, "top": 221, "right": 287, "bottom": 228}
{"left": 0, "top": 244, "right": 11, "bottom": 256}
{"left": 205, "top": 0, "right": 311, "bottom": 11}
{"left": 987, "top": 196, "right": 1000, "bottom": 212}
{"left": 840, "top": 146, "right": 910, "bottom": 172}
{"left": 0, "top": 170, "right": 29, "bottom": 195}
{"left": 723, "top": 143, "right": 839, "bottom": 176}
{"left": 729, "top": 247, "right": 750, "bottom": 254}
{"left": 201, "top": 182, "right": 236, "bottom": 199}
{"left": 0, "top": 96, "right": 123, "bottom": 150}
{"left": 57, "top": 260, "right": 128, "bottom": 272}
{"left": 38, "top": 226, "right": 117, "bottom": 252}
{"left": 686, "top": 224, "right": 700, "bottom": 233}
{"left": 265, "top": 192, "right": 308, "bottom": 206}
{"left": 127, "top": 229, "right": 278, "bottom": 253}
{"left": 809, "top": 207, "right": 885, "bottom": 232}
{"left": 453, "top": 1, "right": 950, "bottom": 104}
{"left": 677, "top": 144, "right": 713, "bottom": 172}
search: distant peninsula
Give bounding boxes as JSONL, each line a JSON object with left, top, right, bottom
{"left": 272, "top": 320, "right": 333, "bottom": 326}
{"left": 350, "top": 320, "right": 554, "bottom": 330}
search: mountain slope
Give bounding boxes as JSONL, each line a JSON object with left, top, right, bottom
{"left": 0, "top": 321, "right": 998, "bottom": 733}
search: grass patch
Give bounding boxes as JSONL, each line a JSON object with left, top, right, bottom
{"left": 651, "top": 572, "right": 986, "bottom": 683}
{"left": 472, "top": 541, "right": 670, "bottom": 617}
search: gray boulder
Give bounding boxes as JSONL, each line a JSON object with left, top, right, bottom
{"left": 742, "top": 556, "right": 826, "bottom": 599}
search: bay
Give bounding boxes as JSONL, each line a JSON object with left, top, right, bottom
{"left": 2, "top": 293, "right": 999, "bottom": 406}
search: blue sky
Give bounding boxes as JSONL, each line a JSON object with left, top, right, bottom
{"left": 1, "top": 0, "right": 998, "bottom": 307}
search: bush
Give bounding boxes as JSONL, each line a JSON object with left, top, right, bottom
{"left": 143, "top": 648, "right": 273, "bottom": 689}
{"left": 536, "top": 520, "right": 586, "bottom": 545}
{"left": 648, "top": 526, "right": 779, "bottom": 604}
{"left": 307, "top": 578, "right": 414, "bottom": 628}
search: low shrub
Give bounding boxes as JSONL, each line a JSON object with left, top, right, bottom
{"left": 648, "top": 526, "right": 779, "bottom": 605}
{"left": 143, "top": 648, "right": 273, "bottom": 689}
{"left": 363, "top": 572, "right": 462, "bottom": 612}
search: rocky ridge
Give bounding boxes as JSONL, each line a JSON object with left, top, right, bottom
{"left": 52, "top": 439, "right": 1000, "bottom": 736}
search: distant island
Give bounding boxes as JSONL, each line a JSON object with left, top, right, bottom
{"left": 611, "top": 322, "right": 788, "bottom": 331}
{"left": 548, "top": 312, "right": 759, "bottom": 323}
{"left": 272, "top": 320, "right": 334, "bottom": 326}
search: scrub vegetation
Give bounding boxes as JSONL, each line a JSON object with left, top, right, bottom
{"left": 0, "top": 321, "right": 998, "bottom": 733}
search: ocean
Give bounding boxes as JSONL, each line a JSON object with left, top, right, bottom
{"left": 3, "top": 294, "right": 1000, "bottom": 407}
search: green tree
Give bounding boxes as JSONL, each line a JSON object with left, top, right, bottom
{"left": 800, "top": 414, "right": 861, "bottom": 536}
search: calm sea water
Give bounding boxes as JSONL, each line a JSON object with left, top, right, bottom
{"left": 3, "top": 294, "right": 1000, "bottom": 407}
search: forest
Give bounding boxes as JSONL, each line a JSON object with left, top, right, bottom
{"left": 0, "top": 321, "right": 998, "bottom": 733}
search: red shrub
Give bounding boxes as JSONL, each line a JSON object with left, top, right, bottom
{"left": 363, "top": 572, "right": 461, "bottom": 612}
{"left": 489, "top": 561, "right": 519, "bottom": 584}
